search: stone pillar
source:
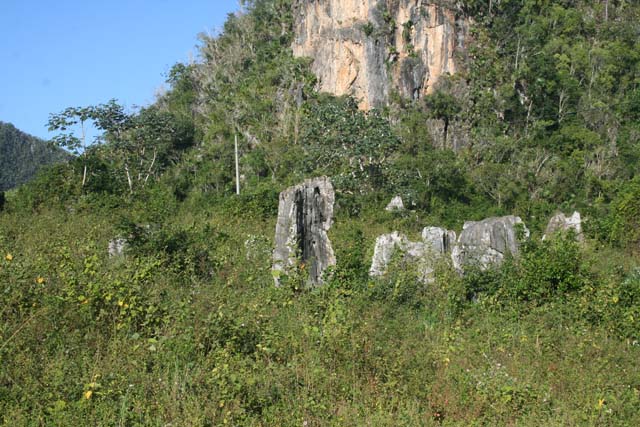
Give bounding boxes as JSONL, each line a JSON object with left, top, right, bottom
{"left": 273, "top": 177, "right": 336, "bottom": 286}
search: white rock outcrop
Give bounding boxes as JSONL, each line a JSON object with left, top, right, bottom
{"left": 543, "top": 211, "right": 583, "bottom": 241}
{"left": 422, "top": 226, "right": 457, "bottom": 254}
{"left": 451, "top": 216, "right": 529, "bottom": 273}
{"left": 385, "top": 195, "right": 405, "bottom": 211}
{"left": 108, "top": 238, "right": 127, "bottom": 258}
{"left": 369, "top": 226, "right": 455, "bottom": 282}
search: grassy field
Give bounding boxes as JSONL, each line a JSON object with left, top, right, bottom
{"left": 1, "top": 196, "right": 638, "bottom": 426}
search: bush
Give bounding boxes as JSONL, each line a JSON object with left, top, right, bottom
{"left": 13, "top": 163, "right": 79, "bottom": 212}
{"left": 580, "top": 267, "right": 640, "bottom": 340}
{"left": 609, "top": 177, "right": 640, "bottom": 247}
{"left": 506, "top": 235, "right": 589, "bottom": 303}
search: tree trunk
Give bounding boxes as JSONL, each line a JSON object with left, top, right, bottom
{"left": 143, "top": 148, "right": 158, "bottom": 186}
{"left": 81, "top": 121, "right": 87, "bottom": 188}
{"left": 124, "top": 163, "right": 133, "bottom": 194}
{"left": 235, "top": 133, "right": 241, "bottom": 195}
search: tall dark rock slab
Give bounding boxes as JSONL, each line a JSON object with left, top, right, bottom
{"left": 273, "top": 177, "right": 336, "bottom": 286}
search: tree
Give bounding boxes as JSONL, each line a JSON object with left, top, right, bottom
{"left": 424, "top": 90, "right": 461, "bottom": 146}
{"left": 47, "top": 99, "right": 133, "bottom": 190}
{"left": 101, "top": 105, "right": 194, "bottom": 194}
{"left": 301, "top": 95, "right": 400, "bottom": 191}
{"left": 47, "top": 106, "right": 96, "bottom": 187}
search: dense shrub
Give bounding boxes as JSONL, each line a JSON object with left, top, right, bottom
{"left": 504, "top": 235, "right": 589, "bottom": 303}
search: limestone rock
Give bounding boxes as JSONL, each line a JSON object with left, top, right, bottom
{"left": 452, "top": 216, "right": 529, "bottom": 272}
{"left": 370, "top": 226, "right": 455, "bottom": 282}
{"left": 422, "top": 226, "right": 456, "bottom": 254}
{"left": 544, "top": 211, "right": 583, "bottom": 241}
{"left": 108, "top": 238, "right": 127, "bottom": 258}
{"left": 292, "top": 0, "right": 468, "bottom": 110}
{"left": 370, "top": 232, "right": 410, "bottom": 277}
{"left": 385, "top": 195, "right": 405, "bottom": 211}
{"left": 426, "top": 118, "right": 471, "bottom": 151}
{"left": 273, "top": 177, "right": 336, "bottom": 286}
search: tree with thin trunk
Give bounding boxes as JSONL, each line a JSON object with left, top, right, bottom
{"left": 47, "top": 106, "right": 95, "bottom": 187}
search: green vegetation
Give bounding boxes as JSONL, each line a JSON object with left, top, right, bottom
{"left": 0, "top": 122, "right": 70, "bottom": 191}
{"left": 1, "top": 0, "right": 639, "bottom": 425}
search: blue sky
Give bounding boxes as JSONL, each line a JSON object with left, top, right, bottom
{"left": 0, "top": 0, "right": 239, "bottom": 140}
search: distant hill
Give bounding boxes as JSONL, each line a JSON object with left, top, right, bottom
{"left": 0, "top": 121, "right": 71, "bottom": 191}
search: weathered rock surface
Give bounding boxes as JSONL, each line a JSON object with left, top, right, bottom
{"left": 422, "top": 226, "right": 456, "bottom": 254}
{"left": 426, "top": 118, "right": 471, "bottom": 151}
{"left": 293, "top": 0, "right": 468, "bottom": 109}
{"left": 452, "top": 216, "right": 529, "bottom": 272}
{"left": 385, "top": 195, "right": 405, "bottom": 211}
{"left": 273, "top": 177, "right": 336, "bottom": 286}
{"left": 108, "top": 238, "right": 128, "bottom": 258}
{"left": 370, "top": 232, "right": 420, "bottom": 277}
{"left": 544, "top": 211, "right": 583, "bottom": 241}
{"left": 369, "top": 226, "right": 454, "bottom": 282}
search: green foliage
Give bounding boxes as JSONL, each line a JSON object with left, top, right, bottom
{"left": 456, "top": 0, "right": 640, "bottom": 211}
{"left": 12, "top": 162, "right": 80, "bottom": 211}
{"left": 611, "top": 268, "right": 640, "bottom": 339}
{"left": 326, "top": 225, "right": 368, "bottom": 290}
{"left": 423, "top": 89, "right": 461, "bottom": 144}
{"left": 218, "top": 181, "right": 280, "bottom": 220}
{"left": 608, "top": 178, "right": 640, "bottom": 247}
{"left": 361, "top": 21, "right": 375, "bottom": 37}
{"left": 3, "top": 182, "right": 640, "bottom": 425}
{"left": 502, "top": 235, "right": 589, "bottom": 304}
{"left": 301, "top": 95, "right": 400, "bottom": 192}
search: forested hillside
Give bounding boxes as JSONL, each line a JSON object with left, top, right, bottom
{"left": 1, "top": 1, "right": 639, "bottom": 425}
{"left": 0, "top": 121, "right": 70, "bottom": 191}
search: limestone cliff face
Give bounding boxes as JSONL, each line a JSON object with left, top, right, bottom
{"left": 292, "top": 0, "right": 467, "bottom": 109}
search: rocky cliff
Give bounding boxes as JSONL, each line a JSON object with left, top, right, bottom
{"left": 292, "top": 0, "right": 468, "bottom": 109}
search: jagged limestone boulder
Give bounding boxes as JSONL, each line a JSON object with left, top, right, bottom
{"left": 272, "top": 177, "right": 335, "bottom": 286}
{"left": 369, "top": 226, "right": 455, "bottom": 282}
{"left": 385, "top": 196, "right": 405, "bottom": 212}
{"left": 544, "top": 211, "right": 583, "bottom": 241}
{"left": 452, "top": 216, "right": 529, "bottom": 272}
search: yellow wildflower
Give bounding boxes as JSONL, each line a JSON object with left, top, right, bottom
{"left": 597, "top": 398, "right": 605, "bottom": 409}
{"left": 5, "top": 253, "right": 13, "bottom": 261}
{"left": 36, "top": 276, "right": 45, "bottom": 284}
{"left": 84, "top": 390, "right": 93, "bottom": 400}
